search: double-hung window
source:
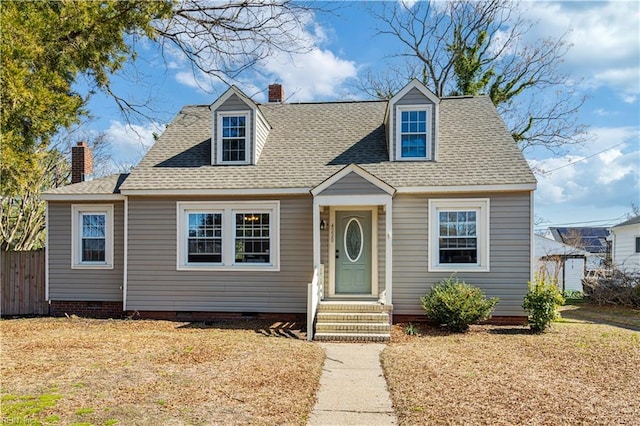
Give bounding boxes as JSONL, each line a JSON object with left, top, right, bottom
{"left": 71, "top": 205, "right": 114, "bottom": 269}
{"left": 396, "top": 105, "right": 432, "bottom": 160}
{"left": 429, "top": 199, "right": 489, "bottom": 272}
{"left": 177, "top": 202, "right": 279, "bottom": 270}
{"left": 187, "top": 212, "right": 222, "bottom": 263}
{"left": 217, "top": 112, "right": 250, "bottom": 164}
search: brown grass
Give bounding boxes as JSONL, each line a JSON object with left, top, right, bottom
{"left": 1, "top": 317, "right": 324, "bottom": 425}
{"left": 384, "top": 320, "right": 640, "bottom": 425}
{"left": 561, "top": 303, "right": 640, "bottom": 329}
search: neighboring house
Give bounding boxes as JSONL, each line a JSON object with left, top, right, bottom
{"left": 42, "top": 79, "right": 536, "bottom": 340}
{"left": 545, "top": 227, "right": 610, "bottom": 270}
{"left": 534, "top": 235, "right": 590, "bottom": 292}
{"left": 609, "top": 216, "right": 640, "bottom": 274}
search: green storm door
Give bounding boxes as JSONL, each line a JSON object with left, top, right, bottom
{"left": 335, "top": 211, "right": 372, "bottom": 294}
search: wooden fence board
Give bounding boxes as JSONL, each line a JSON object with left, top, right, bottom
{"left": 1, "top": 250, "right": 48, "bottom": 316}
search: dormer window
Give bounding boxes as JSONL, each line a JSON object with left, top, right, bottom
{"left": 396, "top": 105, "right": 432, "bottom": 160}
{"left": 217, "top": 111, "right": 250, "bottom": 164}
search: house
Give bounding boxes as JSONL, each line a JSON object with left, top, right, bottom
{"left": 545, "top": 227, "right": 610, "bottom": 270}
{"left": 609, "top": 216, "right": 640, "bottom": 274}
{"left": 42, "top": 79, "right": 536, "bottom": 340}
{"left": 534, "top": 234, "right": 590, "bottom": 292}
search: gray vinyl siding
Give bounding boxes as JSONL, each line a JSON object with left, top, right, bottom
{"left": 213, "top": 94, "right": 255, "bottom": 165}
{"left": 255, "top": 111, "right": 270, "bottom": 163}
{"left": 319, "top": 172, "right": 388, "bottom": 196}
{"left": 392, "top": 87, "right": 437, "bottom": 161}
{"left": 126, "top": 195, "right": 313, "bottom": 312}
{"left": 392, "top": 192, "right": 532, "bottom": 316}
{"left": 48, "top": 201, "right": 124, "bottom": 301}
{"left": 377, "top": 209, "right": 386, "bottom": 295}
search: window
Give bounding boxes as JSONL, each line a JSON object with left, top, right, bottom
{"left": 188, "top": 213, "right": 222, "bottom": 263}
{"left": 235, "top": 213, "right": 270, "bottom": 263}
{"left": 429, "top": 199, "right": 489, "bottom": 272}
{"left": 635, "top": 236, "right": 640, "bottom": 253}
{"left": 177, "top": 202, "right": 279, "bottom": 270}
{"left": 217, "top": 112, "right": 250, "bottom": 164}
{"left": 396, "top": 105, "right": 432, "bottom": 160}
{"left": 72, "top": 205, "right": 114, "bottom": 269}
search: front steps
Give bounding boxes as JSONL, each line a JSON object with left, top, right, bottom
{"left": 314, "top": 301, "right": 392, "bottom": 342}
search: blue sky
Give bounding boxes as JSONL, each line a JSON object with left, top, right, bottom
{"left": 77, "top": 1, "right": 639, "bottom": 231}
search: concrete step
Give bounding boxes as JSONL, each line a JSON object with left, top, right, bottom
{"left": 316, "top": 312, "right": 389, "bottom": 323}
{"left": 316, "top": 322, "right": 391, "bottom": 333}
{"left": 314, "top": 332, "right": 390, "bottom": 342}
{"left": 318, "top": 302, "right": 392, "bottom": 313}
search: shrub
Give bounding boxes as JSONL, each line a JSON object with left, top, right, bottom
{"left": 421, "top": 276, "right": 499, "bottom": 332}
{"left": 523, "top": 274, "right": 565, "bottom": 333}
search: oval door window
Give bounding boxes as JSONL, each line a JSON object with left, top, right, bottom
{"left": 344, "top": 218, "right": 363, "bottom": 262}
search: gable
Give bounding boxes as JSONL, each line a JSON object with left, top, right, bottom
{"left": 387, "top": 80, "right": 440, "bottom": 162}
{"left": 316, "top": 171, "right": 390, "bottom": 196}
{"left": 210, "top": 89, "right": 270, "bottom": 166}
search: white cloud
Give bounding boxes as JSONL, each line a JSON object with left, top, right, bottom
{"left": 175, "top": 71, "right": 215, "bottom": 93}
{"left": 531, "top": 126, "right": 640, "bottom": 214}
{"left": 260, "top": 48, "right": 357, "bottom": 102}
{"left": 104, "top": 121, "right": 164, "bottom": 169}
{"left": 523, "top": 1, "right": 640, "bottom": 100}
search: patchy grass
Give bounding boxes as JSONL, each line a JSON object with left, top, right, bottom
{"left": 384, "top": 320, "right": 640, "bottom": 425}
{"left": 561, "top": 303, "right": 640, "bottom": 329}
{"left": 1, "top": 317, "right": 324, "bottom": 425}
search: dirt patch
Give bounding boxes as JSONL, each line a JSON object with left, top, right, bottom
{"left": 1, "top": 317, "right": 325, "bottom": 425}
{"left": 384, "top": 321, "right": 640, "bottom": 425}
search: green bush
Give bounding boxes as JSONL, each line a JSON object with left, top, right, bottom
{"left": 523, "top": 275, "right": 565, "bottom": 333}
{"left": 421, "top": 276, "right": 499, "bottom": 332}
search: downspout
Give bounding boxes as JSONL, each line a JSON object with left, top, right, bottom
{"left": 45, "top": 202, "right": 49, "bottom": 302}
{"left": 123, "top": 196, "right": 128, "bottom": 312}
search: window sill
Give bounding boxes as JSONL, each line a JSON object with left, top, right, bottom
{"left": 428, "top": 264, "right": 490, "bottom": 273}
{"left": 72, "top": 263, "right": 114, "bottom": 270}
{"left": 395, "top": 157, "right": 433, "bottom": 161}
{"left": 177, "top": 264, "right": 279, "bottom": 272}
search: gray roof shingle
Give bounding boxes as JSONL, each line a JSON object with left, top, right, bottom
{"left": 44, "top": 173, "right": 129, "bottom": 195}
{"left": 48, "top": 95, "right": 536, "bottom": 195}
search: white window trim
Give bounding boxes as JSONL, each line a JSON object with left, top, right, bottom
{"left": 216, "top": 110, "right": 251, "bottom": 165}
{"left": 395, "top": 104, "right": 432, "bottom": 161}
{"left": 428, "top": 198, "right": 490, "bottom": 272}
{"left": 71, "top": 204, "right": 114, "bottom": 269}
{"left": 176, "top": 201, "right": 280, "bottom": 271}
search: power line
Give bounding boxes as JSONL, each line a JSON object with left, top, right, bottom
{"left": 540, "top": 138, "right": 636, "bottom": 174}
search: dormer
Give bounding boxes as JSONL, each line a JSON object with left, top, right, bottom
{"left": 210, "top": 86, "right": 271, "bottom": 165}
{"left": 385, "top": 79, "right": 440, "bottom": 162}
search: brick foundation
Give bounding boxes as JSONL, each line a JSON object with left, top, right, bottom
{"left": 393, "top": 314, "right": 527, "bottom": 326}
{"left": 127, "top": 310, "right": 305, "bottom": 323}
{"left": 50, "top": 301, "right": 124, "bottom": 319}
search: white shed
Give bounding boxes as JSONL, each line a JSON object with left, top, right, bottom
{"left": 535, "top": 235, "right": 588, "bottom": 292}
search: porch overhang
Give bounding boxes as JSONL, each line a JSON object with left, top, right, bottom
{"left": 311, "top": 164, "right": 395, "bottom": 305}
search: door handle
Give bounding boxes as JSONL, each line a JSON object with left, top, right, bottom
{"left": 335, "top": 249, "right": 339, "bottom": 259}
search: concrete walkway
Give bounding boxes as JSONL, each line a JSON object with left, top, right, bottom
{"left": 308, "top": 343, "right": 397, "bottom": 425}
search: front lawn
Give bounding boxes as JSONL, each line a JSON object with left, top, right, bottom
{"left": 1, "top": 317, "right": 324, "bottom": 425}
{"left": 383, "top": 320, "right": 640, "bottom": 425}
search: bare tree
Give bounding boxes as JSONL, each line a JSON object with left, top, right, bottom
{"left": 359, "top": 0, "right": 588, "bottom": 153}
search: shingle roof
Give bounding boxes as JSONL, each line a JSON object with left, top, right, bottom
{"left": 548, "top": 227, "right": 610, "bottom": 254}
{"left": 117, "top": 96, "right": 534, "bottom": 191}
{"left": 612, "top": 216, "right": 640, "bottom": 228}
{"left": 44, "top": 173, "right": 128, "bottom": 195}
{"left": 45, "top": 95, "right": 535, "bottom": 196}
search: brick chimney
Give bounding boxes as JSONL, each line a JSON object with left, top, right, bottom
{"left": 268, "top": 84, "right": 284, "bottom": 103}
{"left": 71, "top": 142, "right": 93, "bottom": 184}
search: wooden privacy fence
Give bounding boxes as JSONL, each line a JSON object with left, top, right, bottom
{"left": 1, "top": 250, "right": 49, "bottom": 316}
